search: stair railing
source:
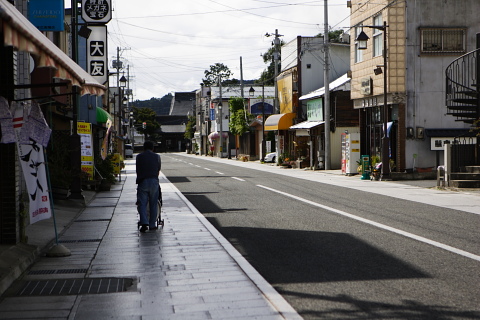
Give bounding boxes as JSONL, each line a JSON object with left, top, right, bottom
{"left": 445, "top": 48, "right": 479, "bottom": 123}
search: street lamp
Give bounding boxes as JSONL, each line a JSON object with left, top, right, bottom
{"left": 249, "top": 86, "right": 255, "bottom": 97}
{"left": 119, "top": 75, "right": 127, "bottom": 87}
{"left": 356, "top": 21, "right": 391, "bottom": 180}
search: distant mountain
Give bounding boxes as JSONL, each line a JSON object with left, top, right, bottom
{"left": 133, "top": 94, "right": 173, "bottom": 115}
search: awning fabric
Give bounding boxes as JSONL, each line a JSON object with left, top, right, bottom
{"left": 96, "top": 107, "right": 113, "bottom": 123}
{"left": 290, "top": 120, "right": 325, "bottom": 130}
{"left": 0, "top": 0, "right": 105, "bottom": 96}
{"left": 265, "top": 113, "right": 296, "bottom": 131}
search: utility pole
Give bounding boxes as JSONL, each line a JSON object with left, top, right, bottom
{"left": 262, "top": 84, "right": 265, "bottom": 162}
{"left": 267, "top": 29, "right": 282, "bottom": 160}
{"left": 116, "top": 47, "right": 121, "bottom": 139}
{"left": 323, "top": 0, "right": 331, "bottom": 170}
{"left": 69, "top": 0, "right": 83, "bottom": 201}
{"left": 240, "top": 56, "right": 244, "bottom": 99}
{"left": 273, "top": 29, "right": 281, "bottom": 114}
{"left": 218, "top": 75, "right": 223, "bottom": 158}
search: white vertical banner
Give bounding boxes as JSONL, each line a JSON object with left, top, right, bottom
{"left": 13, "top": 104, "right": 52, "bottom": 224}
{"left": 87, "top": 26, "right": 108, "bottom": 85}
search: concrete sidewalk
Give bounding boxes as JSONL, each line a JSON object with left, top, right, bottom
{"left": 0, "top": 161, "right": 301, "bottom": 319}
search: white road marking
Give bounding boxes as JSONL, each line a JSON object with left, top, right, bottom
{"left": 232, "top": 177, "right": 245, "bottom": 181}
{"left": 257, "top": 184, "right": 480, "bottom": 262}
{"left": 215, "top": 171, "right": 225, "bottom": 175}
{"left": 204, "top": 168, "right": 211, "bottom": 171}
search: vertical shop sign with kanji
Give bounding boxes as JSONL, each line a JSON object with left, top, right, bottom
{"left": 87, "top": 26, "right": 108, "bottom": 84}
{"left": 81, "top": 0, "right": 111, "bottom": 23}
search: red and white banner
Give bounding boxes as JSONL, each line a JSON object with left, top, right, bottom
{"left": 13, "top": 104, "right": 52, "bottom": 224}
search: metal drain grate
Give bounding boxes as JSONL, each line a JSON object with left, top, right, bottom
{"left": 75, "top": 219, "right": 111, "bottom": 222}
{"left": 60, "top": 239, "right": 102, "bottom": 243}
{"left": 17, "top": 278, "right": 133, "bottom": 296}
{"left": 29, "top": 269, "right": 88, "bottom": 275}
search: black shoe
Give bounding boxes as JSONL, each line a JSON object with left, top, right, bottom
{"left": 149, "top": 226, "right": 158, "bottom": 231}
{"left": 140, "top": 225, "right": 148, "bottom": 233}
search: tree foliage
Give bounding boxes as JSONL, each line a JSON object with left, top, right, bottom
{"left": 228, "top": 97, "right": 252, "bottom": 136}
{"left": 184, "top": 115, "right": 196, "bottom": 139}
{"left": 258, "top": 39, "right": 284, "bottom": 85}
{"left": 132, "top": 107, "right": 160, "bottom": 138}
{"left": 133, "top": 95, "right": 173, "bottom": 115}
{"left": 202, "top": 63, "right": 233, "bottom": 86}
{"left": 315, "top": 29, "right": 346, "bottom": 43}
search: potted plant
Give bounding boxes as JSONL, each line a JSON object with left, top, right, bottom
{"left": 96, "top": 154, "right": 117, "bottom": 191}
{"left": 193, "top": 143, "right": 199, "bottom": 155}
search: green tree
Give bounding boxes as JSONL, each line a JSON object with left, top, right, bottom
{"left": 258, "top": 39, "right": 284, "bottom": 85}
{"left": 229, "top": 97, "right": 253, "bottom": 155}
{"left": 133, "top": 107, "right": 160, "bottom": 139}
{"left": 316, "top": 29, "right": 345, "bottom": 43}
{"left": 184, "top": 115, "right": 196, "bottom": 140}
{"left": 202, "top": 63, "right": 233, "bottom": 86}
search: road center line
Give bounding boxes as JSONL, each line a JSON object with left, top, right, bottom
{"left": 257, "top": 184, "right": 480, "bottom": 262}
{"left": 232, "top": 177, "right": 245, "bottom": 181}
{"left": 215, "top": 171, "right": 225, "bottom": 175}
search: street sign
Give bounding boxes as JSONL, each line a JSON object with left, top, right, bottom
{"left": 81, "top": 0, "right": 112, "bottom": 24}
{"left": 86, "top": 26, "right": 108, "bottom": 84}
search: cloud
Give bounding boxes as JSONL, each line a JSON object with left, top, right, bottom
{"left": 102, "top": 0, "right": 351, "bottom": 100}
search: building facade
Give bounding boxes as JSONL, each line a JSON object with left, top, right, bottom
{"left": 271, "top": 36, "right": 350, "bottom": 165}
{"left": 350, "top": 0, "right": 480, "bottom": 171}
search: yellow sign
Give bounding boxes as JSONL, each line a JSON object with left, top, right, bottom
{"left": 78, "top": 122, "right": 94, "bottom": 180}
{"left": 277, "top": 74, "right": 293, "bottom": 114}
{"left": 77, "top": 122, "right": 91, "bottom": 135}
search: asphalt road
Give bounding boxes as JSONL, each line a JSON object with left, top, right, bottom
{"left": 161, "top": 154, "right": 480, "bottom": 319}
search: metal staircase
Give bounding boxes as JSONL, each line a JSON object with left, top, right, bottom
{"left": 445, "top": 42, "right": 480, "bottom": 187}
{"left": 445, "top": 48, "right": 479, "bottom": 124}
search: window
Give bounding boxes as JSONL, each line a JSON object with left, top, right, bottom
{"left": 355, "top": 26, "right": 364, "bottom": 63}
{"left": 421, "top": 28, "right": 466, "bottom": 54}
{"left": 373, "top": 14, "right": 383, "bottom": 57}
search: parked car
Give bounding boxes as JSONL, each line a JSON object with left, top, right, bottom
{"left": 264, "top": 152, "right": 277, "bottom": 163}
{"left": 125, "top": 144, "right": 134, "bottom": 158}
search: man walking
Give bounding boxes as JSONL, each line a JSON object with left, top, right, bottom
{"left": 136, "top": 140, "right": 161, "bottom": 232}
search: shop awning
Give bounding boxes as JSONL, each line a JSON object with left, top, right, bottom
{"left": 0, "top": 0, "right": 105, "bottom": 96}
{"left": 96, "top": 107, "right": 113, "bottom": 123}
{"left": 290, "top": 120, "right": 325, "bottom": 130}
{"left": 299, "top": 73, "right": 350, "bottom": 101}
{"left": 264, "top": 113, "right": 296, "bottom": 131}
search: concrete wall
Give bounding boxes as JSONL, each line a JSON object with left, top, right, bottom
{"left": 404, "top": 0, "right": 480, "bottom": 168}
{"left": 282, "top": 37, "right": 350, "bottom": 96}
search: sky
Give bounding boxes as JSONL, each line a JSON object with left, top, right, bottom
{"left": 91, "top": 0, "right": 351, "bottom": 101}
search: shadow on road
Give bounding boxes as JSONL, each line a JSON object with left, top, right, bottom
{"left": 282, "top": 290, "right": 480, "bottom": 319}
{"left": 205, "top": 222, "right": 428, "bottom": 284}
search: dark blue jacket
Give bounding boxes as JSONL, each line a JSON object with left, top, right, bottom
{"left": 135, "top": 150, "right": 161, "bottom": 184}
